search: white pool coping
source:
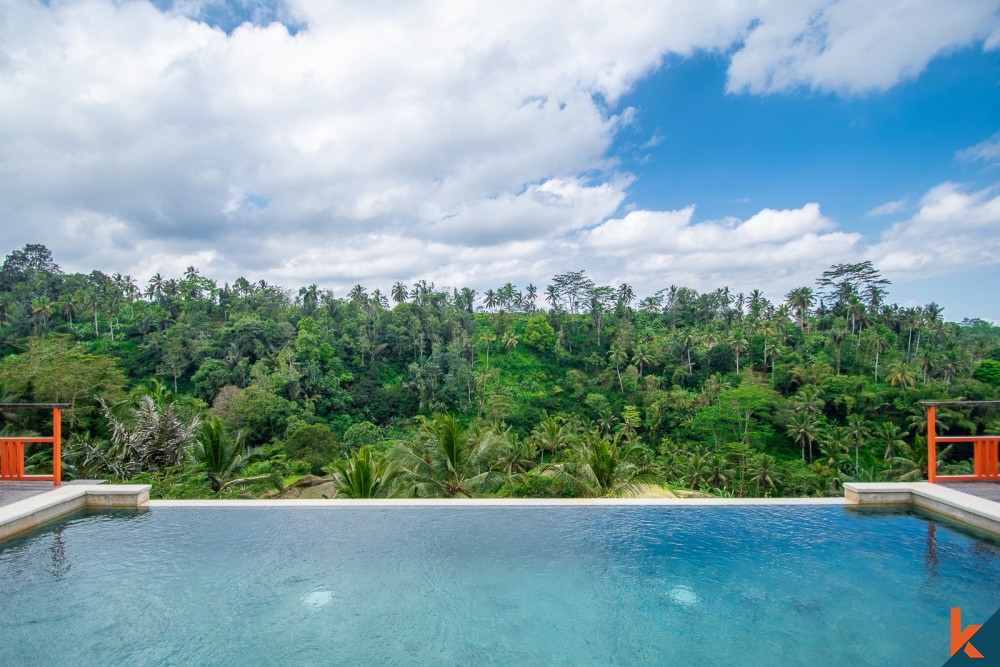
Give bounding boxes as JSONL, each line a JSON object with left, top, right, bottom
{"left": 845, "top": 482, "right": 1000, "bottom": 537}
{"left": 0, "top": 484, "right": 150, "bottom": 541}
{"left": 149, "top": 497, "right": 847, "bottom": 507}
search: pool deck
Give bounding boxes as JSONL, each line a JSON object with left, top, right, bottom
{"left": 845, "top": 481, "right": 1000, "bottom": 537}
{"left": 0, "top": 479, "right": 108, "bottom": 506}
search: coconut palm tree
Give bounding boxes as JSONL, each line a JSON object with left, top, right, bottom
{"left": 885, "top": 440, "right": 929, "bottom": 482}
{"left": 30, "top": 295, "right": 54, "bottom": 333}
{"left": 819, "top": 426, "right": 851, "bottom": 471}
{"left": 608, "top": 343, "right": 626, "bottom": 392}
{"left": 389, "top": 414, "right": 509, "bottom": 498}
{"left": 730, "top": 328, "right": 749, "bottom": 374}
{"left": 886, "top": 361, "right": 918, "bottom": 391}
{"left": 786, "top": 411, "right": 819, "bottom": 462}
{"left": 876, "top": 422, "right": 907, "bottom": 461}
{"left": 194, "top": 414, "right": 272, "bottom": 493}
{"left": 829, "top": 327, "right": 848, "bottom": 375}
{"left": 530, "top": 414, "right": 575, "bottom": 464}
{"left": 544, "top": 430, "right": 660, "bottom": 498}
{"left": 326, "top": 446, "right": 401, "bottom": 498}
{"left": 846, "top": 413, "right": 869, "bottom": 474}
{"left": 785, "top": 286, "right": 815, "bottom": 329}
{"left": 391, "top": 282, "right": 407, "bottom": 305}
{"left": 749, "top": 454, "right": 779, "bottom": 495}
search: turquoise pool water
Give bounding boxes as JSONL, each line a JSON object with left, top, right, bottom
{"left": 1, "top": 505, "right": 998, "bottom": 666}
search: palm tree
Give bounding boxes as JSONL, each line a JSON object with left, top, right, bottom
{"left": 865, "top": 327, "right": 889, "bottom": 382}
{"left": 886, "top": 361, "right": 918, "bottom": 390}
{"left": 707, "top": 454, "right": 734, "bottom": 491}
{"left": 530, "top": 414, "right": 575, "bottom": 464}
{"left": 819, "top": 426, "right": 851, "bottom": 471}
{"left": 730, "top": 328, "right": 749, "bottom": 374}
{"left": 494, "top": 435, "right": 538, "bottom": 475}
{"left": 616, "top": 283, "right": 635, "bottom": 310}
{"left": 876, "top": 422, "right": 907, "bottom": 460}
{"left": 483, "top": 289, "right": 498, "bottom": 312}
{"left": 684, "top": 447, "right": 712, "bottom": 491}
{"left": 544, "top": 430, "right": 660, "bottom": 497}
{"left": 389, "top": 414, "right": 508, "bottom": 498}
{"left": 846, "top": 413, "right": 869, "bottom": 474}
{"left": 846, "top": 296, "right": 866, "bottom": 334}
{"left": 608, "top": 343, "right": 626, "bottom": 392}
{"left": 631, "top": 342, "right": 653, "bottom": 377}
{"left": 829, "top": 327, "right": 848, "bottom": 375}
{"left": 679, "top": 331, "right": 696, "bottom": 374}
{"left": 58, "top": 295, "right": 76, "bottom": 326}
{"left": 885, "top": 440, "right": 930, "bottom": 482}
{"left": 749, "top": 454, "right": 779, "bottom": 495}
{"left": 391, "top": 282, "right": 407, "bottom": 305}
{"left": 786, "top": 410, "right": 819, "bottom": 461}
{"left": 502, "top": 330, "right": 519, "bottom": 353}
{"left": 30, "top": 295, "right": 54, "bottom": 333}
{"left": 194, "top": 414, "right": 271, "bottom": 492}
{"left": 326, "top": 446, "right": 401, "bottom": 498}
{"left": 790, "top": 385, "right": 824, "bottom": 419}
{"left": 764, "top": 342, "right": 781, "bottom": 376}
{"left": 785, "top": 286, "right": 815, "bottom": 329}
{"left": 524, "top": 284, "right": 538, "bottom": 312}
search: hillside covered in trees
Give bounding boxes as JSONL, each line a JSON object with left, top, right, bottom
{"left": 1, "top": 243, "right": 998, "bottom": 498}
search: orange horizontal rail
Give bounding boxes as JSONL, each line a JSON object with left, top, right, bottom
{"left": 0, "top": 437, "right": 56, "bottom": 443}
{"left": 933, "top": 435, "right": 1000, "bottom": 442}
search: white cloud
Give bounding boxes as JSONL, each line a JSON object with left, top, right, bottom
{"left": 868, "top": 182, "right": 1000, "bottom": 279}
{"left": 727, "top": 0, "right": 1000, "bottom": 94}
{"left": 0, "top": 0, "right": 998, "bottom": 301}
{"left": 578, "top": 203, "right": 860, "bottom": 295}
{"left": 957, "top": 130, "right": 1000, "bottom": 164}
{"left": 867, "top": 198, "right": 908, "bottom": 216}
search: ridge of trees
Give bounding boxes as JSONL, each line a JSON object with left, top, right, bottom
{"left": 1, "top": 244, "right": 998, "bottom": 499}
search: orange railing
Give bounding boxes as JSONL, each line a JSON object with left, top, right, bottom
{"left": 0, "top": 404, "right": 67, "bottom": 486}
{"left": 924, "top": 401, "right": 1000, "bottom": 483}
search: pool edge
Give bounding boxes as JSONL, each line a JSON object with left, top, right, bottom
{"left": 845, "top": 482, "right": 1000, "bottom": 537}
{"left": 0, "top": 485, "right": 150, "bottom": 541}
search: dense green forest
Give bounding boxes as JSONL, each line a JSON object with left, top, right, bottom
{"left": 1, "top": 243, "right": 998, "bottom": 499}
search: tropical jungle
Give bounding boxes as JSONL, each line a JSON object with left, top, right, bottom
{"left": 1, "top": 243, "right": 998, "bottom": 499}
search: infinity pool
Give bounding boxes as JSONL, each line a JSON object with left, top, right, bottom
{"left": 1, "top": 505, "right": 998, "bottom": 666}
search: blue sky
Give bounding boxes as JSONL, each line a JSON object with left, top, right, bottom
{"left": 1, "top": 0, "right": 999, "bottom": 321}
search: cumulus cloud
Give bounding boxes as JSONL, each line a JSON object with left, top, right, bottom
{"left": 578, "top": 203, "right": 860, "bottom": 295}
{"left": 868, "top": 182, "right": 1000, "bottom": 279}
{"left": 0, "top": 0, "right": 998, "bottom": 299}
{"left": 727, "top": 0, "right": 1000, "bottom": 94}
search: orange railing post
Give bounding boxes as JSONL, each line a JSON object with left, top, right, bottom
{"left": 927, "top": 405, "right": 936, "bottom": 483}
{"left": 52, "top": 406, "right": 61, "bottom": 486}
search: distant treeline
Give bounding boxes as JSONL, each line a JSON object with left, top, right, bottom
{"left": 1, "top": 243, "right": 998, "bottom": 499}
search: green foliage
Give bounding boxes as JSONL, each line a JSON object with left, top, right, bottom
{"left": 973, "top": 359, "right": 1000, "bottom": 386}
{"left": 523, "top": 313, "right": 555, "bottom": 351}
{"left": 342, "top": 421, "right": 381, "bottom": 453}
{"left": 228, "top": 386, "right": 297, "bottom": 447}
{"left": 325, "top": 446, "right": 400, "bottom": 498}
{"left": 282, "top": 422, "right": 340, "bottom": 474}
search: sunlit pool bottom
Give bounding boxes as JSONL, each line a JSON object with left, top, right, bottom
{"left": 1, "top": 505, "right": 998, "bottom": 666}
